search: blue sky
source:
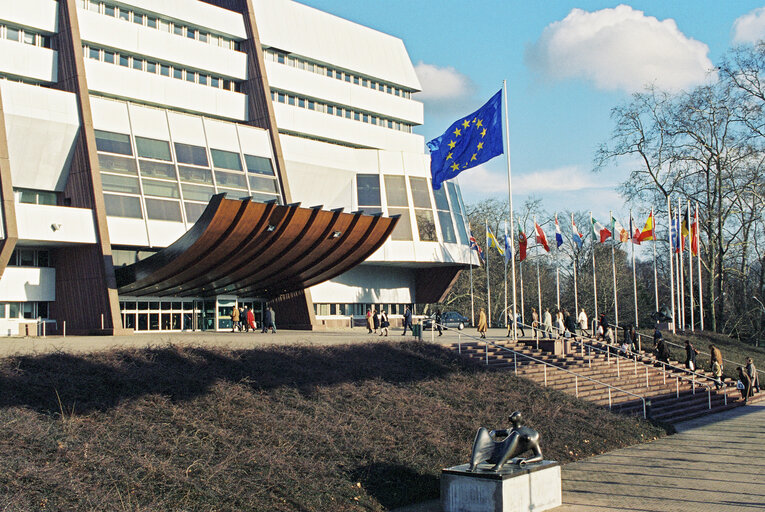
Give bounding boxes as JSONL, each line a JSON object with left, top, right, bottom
{"left": 299, "top": 1, "right": 765, "bottom": 223}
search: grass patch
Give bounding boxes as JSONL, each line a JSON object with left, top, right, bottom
{"left": 0, "top": 341, "right": 666, "bottom": 511}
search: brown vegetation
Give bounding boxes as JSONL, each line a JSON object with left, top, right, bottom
{"left": 0, "top": 341, "right": 666, "bottom": 511}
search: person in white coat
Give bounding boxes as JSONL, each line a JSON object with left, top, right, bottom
{"left": 578, "top": 309, "right": 589, "bottom": 336}
{"left": 543, "top": 308, "right": 553, "bottom": 339}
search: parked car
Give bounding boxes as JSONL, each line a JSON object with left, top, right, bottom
{"left": 422, "top": 311, "right": 468, "bottom": 330}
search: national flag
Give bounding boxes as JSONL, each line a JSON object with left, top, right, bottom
{"left": 427, "top": 90, "right": 504, "bottom": 190}
{"left": 637, "top": 212, "right": 654, "bottom": 242}
{"left": 518, "top": 229, "right": 528, "bottom": 262}
{"left": 629, "top": 216, "right": 640, "bottom": 244}
{"left": 591, "top": 217, "right": 611, "bottom": 243}
{"left": 534, "top": 222, "right": 550, "bottom": 252}
{"left": 571, "top": 214, "right": 584, "bottom": 248}
{"left": 503, "top": 232, "right": 513, "bottom": 263}
{"left": 691, "top": 207, "right": 699, "bottom": 256}
{"left": 469, "top": 230, "right": 484, "bottom": 262}
{"left": 611, "top": 216, "right": 629, "bottom": 243}
{"left": 487, "top": 226, "right": 504, "bottom": 256}
{"left": 681, "top": 214, "right": 689, "bottom": 253}
{"left": 554, "top": 214, "right": 564, "bottom": 249}
{"left": 671, "top": 219, "right": 681, "bottom": 253}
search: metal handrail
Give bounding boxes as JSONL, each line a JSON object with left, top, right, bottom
{"left": 573, "top": 337, "right": 725, "bottom": 409}
{"left": 612, "top": 323, "right": 764, "bottom": 378}
{"left": 437, "top": 323, "right": 647, "bottom": 418}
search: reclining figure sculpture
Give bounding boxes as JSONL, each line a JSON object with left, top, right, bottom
{"left": 468, "top": 411, "right": 543, "bottom": 472}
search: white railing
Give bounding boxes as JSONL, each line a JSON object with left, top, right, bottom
{"left": 437, "top": 323, "right": 647, "bottom": 418}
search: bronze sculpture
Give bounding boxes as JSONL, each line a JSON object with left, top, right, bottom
{"left": 468, "top": 411, "right": 543, "bottom": 472}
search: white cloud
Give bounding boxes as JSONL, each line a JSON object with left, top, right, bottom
{"left": 513, "top": 166, "right": 614, "bottom": 194}
{"left": 525, "top": 4, "right": 713, "bottom": 92}
{"left": 456, "top": 165, "right": 507, "bottom": 200}
{"left": 733, "top": 7, "right": 765, "bottom": 44}
{"left": 414, "top": 61, "right": 475, "bottom": 100}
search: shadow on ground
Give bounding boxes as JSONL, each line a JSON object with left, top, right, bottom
{"left": 0, "top": 341, "right": 473, "bottom": 416}
{"left": 349, "top": 463, "right": 440, "bottom": 510}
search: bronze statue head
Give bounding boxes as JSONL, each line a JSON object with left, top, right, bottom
{"left": 509, "top": 411, "right": 523, "bottom": 427}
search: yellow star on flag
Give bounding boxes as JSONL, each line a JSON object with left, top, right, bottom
{"left": 453, "top": 127, "right": 461, "bottom": 137}
{"left": 476, "top": 119, "right": 483, "bottom": 128}
{"left": 481, "top": 128, "right": 487, "bottom": 137}
{"left": 462, "top": 119, "right": 471, "bottom": 129}
{"left": 448, "top": 140, "right": 456, "bottom": 149}
{"left": 477, "top": 142, "right": 484, "bottom": 151}
{"left": 471, "top": 153, "right": 477, "bottom": 161}
{"left": 451, "top": 162, "right": 460, "bottom": 172}
{"left": 446, "top": 152, "right": 453, "bottom": 161}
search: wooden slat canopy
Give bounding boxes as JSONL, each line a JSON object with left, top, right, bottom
{"left": 115, "top": 195, "right": 398, "bottom": 298}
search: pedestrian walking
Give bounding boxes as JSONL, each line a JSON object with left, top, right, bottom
{"left": 477, "top": 308, "right": 488, "bottom": 338}
{"left": 542, "top": 308, "right": 552, "bottom": 339}
{"left": 555, "top": 310, "right": 564, "bottom": 338}
{"left": 507, "top": 312, "right": 525, "bottom": 338}
{"left": 709, "top": 344, "right": 724, "bottom": 374}
{"left": 379, "top": 309, "right": 389, "bottom": 336}
{"left": 262, "top": 306, "right": 272, "bottom": 333}
{"left": 684, "top": 339, "right": 698, "bottom": 371}
{"left": 578, "top": 308, "right": 588, "bottom": 336}
{"left": 247, "top": 307, "right": 255, "bottom": 332}
{"left": 745, "top": 358, "right": 759, "bottom": 393}
{"left": 269, "top": 306, "right": 276, "bottom": 333}
{"left": 373, "top": 308, "right": 380, "bottom": 333}
{"left": 402, "top": 306, "right": 413, "bottom": 336}
{"left": 231, "top": 306, "right": 240, "bottom": 332}
{"left": 531, "top": 308, "right": 539, "bottom": 338}
{"left": 435, "top": 310, "right": 443, "bottom": 336}
{"left": 737, "top": 367, "right": 753, "bottom": 402}
{"left": 242, "top": 306, "right": 250, "bottom": 332}
{"left": 366, "top": 309, "right": 373, "bottom": 334}
{"left": 564, "top": 310, "right": 577, "bottom": 340}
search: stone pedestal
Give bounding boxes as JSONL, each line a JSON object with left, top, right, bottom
{"left": 441, "top": 461, "right": 561, "bottom": 512}
{"left": 538, "top": 339, "right": 571, "bottom": 355}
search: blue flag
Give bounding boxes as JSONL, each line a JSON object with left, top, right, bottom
{"left": 427, "top": 90, "right": 504, "bottom": 190}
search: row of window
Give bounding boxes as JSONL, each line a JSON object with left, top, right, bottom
{"left": 79, "top": 0, "right": 241, "bottom": 51}
{"left": 0, "top": 301, "right": 48, "bottom": 320}
{"left": 0, "top": 24, "right": 52, "bottom": 49}
{"left": 120, "top": 298, "right": 263, "bottom": 331}
{"left": 84, "top": 45, "right": 242, "bottom": 92}
{"left": 95, "top": 129, "right": 281, "bottom": 223}
{"left": 356, "top": 174, "right": 469, "bottom": 245}
{"left": 264, "top": 48, "right": 413, "bottom": 99}
{"left": 315, "top": 303, "right": 413, "bottom": 317}
{"left": 7, "top": 249, "right": 52, "bottom": 268}
{"left": 271, "top": 90, "right": 414, "bottom": 134}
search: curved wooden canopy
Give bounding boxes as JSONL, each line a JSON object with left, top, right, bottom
{"left": 115, "top": 195, "right": 398, "bottom": 298}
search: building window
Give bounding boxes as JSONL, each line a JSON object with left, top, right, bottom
{"left": 98, "top": 154, "right": 139, "bottom": 177}
{"left": 244, "top": 155, "right": 274, "bottom": 176}
{"left": 210, "top": 149, "right": 242, "bottom": 171}
{"left": 447, "top": 182, "right": 469, "bottom": 245}
{"left": 433, "top": 186, "right": 456, "bottom": 244}
{"left": 357, "top": 174, "right": 381, "bottom": 214}
{"left": 409, "top": 177, "right": 437, "bottom": 242}
{"left": 105, "top": 194, "right": 143, "bottom": 218}
{"left": 384, "top": 175, "right": 412, "bottom": 241}
{"left": 16, "top": 189, "right": 57, "bottom": 205}
{"left": 175, "top": 143, "right": 209, "bottom": 167}
{"left": 135, "top": 137, "right": 172, "bottom": 161}
{"left": 144, "top": 198, "right": 182, "bottom": 222}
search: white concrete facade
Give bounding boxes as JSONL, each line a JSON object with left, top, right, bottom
{"left": 0, "top": 0, "right": 474, "bottom": 332}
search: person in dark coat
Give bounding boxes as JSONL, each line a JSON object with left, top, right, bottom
{"left": 269, "top": 306, "right": 276, "bottom": 333}
{"left": 737, "top": 366, "right": 753, "bottom": 402}
{"left": 564, "top": 310, "right": 577, "bottom": 340}
{"left": 745, "top": 358, "right": 759, "bottom": 393}
{"left": 654, "top": 336, "right": 671, "bottom": 364}
{"left": 435, "top": 310, "right": 443, "bottom": 336}
{"left": 373, "top": 308, "right": 380, "bottom": 333}
{"left": 684, "top": 339, "right": 698, "bottom": 371}
{"left": 262, "top": 306, "right": 272, "bottom": 334}
{"left": 402, "top": 306, "right": 413, "bottom": 335}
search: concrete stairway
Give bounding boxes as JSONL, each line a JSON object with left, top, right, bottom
{"left": 448, "top": 335, "right": 762, "bottom": 424}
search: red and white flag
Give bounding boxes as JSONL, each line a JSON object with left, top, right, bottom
{"left": 535, "top": 222, "right": 550, "bottom": 252}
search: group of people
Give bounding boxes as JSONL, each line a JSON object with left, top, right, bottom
{"left": 364, "top": 306, "right": 407, "bottom": 337}
{"left": 526, "top": 307, "right": 581, "bottom": 340}
{"left": 230, "top": 305, "right": 276, "bottom": 333}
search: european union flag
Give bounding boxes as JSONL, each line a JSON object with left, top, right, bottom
{"left": 427, "top": 90, "right": 504, "bottom": 190}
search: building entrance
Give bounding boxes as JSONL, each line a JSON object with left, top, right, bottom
{"left": 120, "top": 297, "right": 263, "bottom": 333}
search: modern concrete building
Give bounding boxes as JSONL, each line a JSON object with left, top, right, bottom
{"left": 0, "top": 0, "right": 474, "bottom": 335}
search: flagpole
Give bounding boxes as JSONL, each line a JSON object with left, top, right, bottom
{"left": 652, "top": 207, "right": 659, "bottom": 315}
{"left": 502, "top": 80, "right": 518, "bottom": 340}
{"left": 520, "top": 257, "right": 525, "bottom": 326}
{"left": 504, "top": 222, "right": 508, "bottom": 329}
{"left": 687, "top": 199, "right": 694, "bottom": 331}
{"left": 610, "top": 210, "right": 619, "bottom": 332}
{"left": 696, "top": 202, "right": 704, "bottom": 330}
{"left": 667, "top": 196, "right": 676, "bottom": 333}
{"left": 572, "top": 213, "right": 580, "bottom": 324}
{"left": 556, "top": 266, "right": 560, "bottom": 312}
{"left": 486, "top": 220, "right": 491, "bottom": 329}
{"left": 631, "top": 209, "right": 638, "bottom": 328}
{"left": 678, "top": 197, "right": 686, "bottom": 331}
{"left": 535, "top": 215, "right": 542, "bottom": 326}
{"left": 469, "top": 222, "right": 475, "bottom": 326}
{"left": 590, "top": 212, "right": 599, "bottom": 327}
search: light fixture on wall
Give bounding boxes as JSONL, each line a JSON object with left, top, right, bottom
{"left": 51, "top": 223, "right": 62, "bottom": 231}
{"left": 331, "top": 231, "right": 342, "bottom": 238}
{"left": 266, "top": 225, "right": 276, "bottom": 232}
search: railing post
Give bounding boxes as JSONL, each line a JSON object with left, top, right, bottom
{"left": 535, "top": 330, "right": 539, "bottom": 351}
{"left": 458, "top": 333, "right": 461, "bottom": 354}
{"left": 617, "top": 357, "right": 620, "bottom": 378}
{"left": 708, "top": 388, "right": 711, "bottom": 409}
{"left": 663, "top": 366, "right": 666, "bottom": 385}
{"left": 544, "top": 364, "right": 547, "bottom": 386}
{"left": 676, "top": 377, "right": 679, "bottom": 398}
{"left": 608, "top": 388, "right": 612, "bottom": 409}
{"left": 634, "top": 357, "right": 637, "bottom": 375}
{"left": 431, "top": 321, "right": 434, "bottom": 343}
{"left": 692, "top": 379, "right": 695, "bottom": 395}
{"left": 645, "top": 367, "right": 649, "bottom": 387}
{"left": 642, "top": 399, "right": 646, "bottom": 419}
{"left": 638, "top": 336, "right": 641, "bottom": 353}
{"left": 724, "top": 392, "right": 727, "bottom": 406}
{"left": 588, "top": 346, "right": 591, "bottom": 368}
{"left": 514, "top": 352, "right": 517, "bottom": 376}
{"left": 63, "top": 321, "right": 66, "bottom": 337}
{"left": 485, "top": 341, "right": 488, "bottom": 366}
{"left": 575, "top": 376, "right": 578, "bottom": 397}
{"left": 607, "top": 347, "right": 610, "bottom": 364}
